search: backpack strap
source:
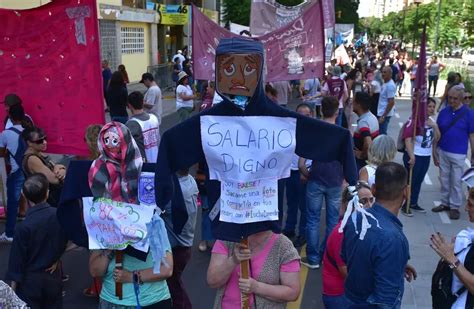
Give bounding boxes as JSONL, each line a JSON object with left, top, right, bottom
{"left": 325, "top": 248, "right": 339, "bottom": 270}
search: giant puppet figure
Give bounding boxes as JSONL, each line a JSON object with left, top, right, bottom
{"left": 155, "top": 37, "right": 358, "bottom": 242}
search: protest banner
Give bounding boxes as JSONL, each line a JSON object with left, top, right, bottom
{"left": 220, "top": 178, "right": 279, "bottom": 224}
{"left": 335, "top": 23, "right": 355, "bottom": 45}
{"left": 0, "top": 0, "right": 104, "bottom": 156}
{"left": 192, "top": 1, "right": 325, "bottom": 82}
{"left": 200, "top": 116, "right": 296, "bottom": 182}
{"left": 82, "top": 197, "right": 155, "bottom": 252}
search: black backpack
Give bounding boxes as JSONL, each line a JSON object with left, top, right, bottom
{"left": 7, "top": 127, "right": 27, "bottom": 171}
{"left": 432, "top": 244, "right": 474, "bottom": 309}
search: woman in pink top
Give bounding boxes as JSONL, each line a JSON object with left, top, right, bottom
{"left": 322, "top": 182, "right": 374, "bottom": 308}
{"left": 207, "top": 230, "right": 300, "bottom": 308}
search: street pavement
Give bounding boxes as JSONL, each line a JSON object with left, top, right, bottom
{"left": 0, "top": 71, "right": 472, "bottom": 308}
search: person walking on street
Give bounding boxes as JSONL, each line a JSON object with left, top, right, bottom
{"left": 299, "top": 97, "right": 345, "bottom": 269}
{"left": 102, "top": 60, "right": 112, "bottom": 98}
{"left": 427, "top": 56, "right": 446, "bottom": 97}
{"left": 176, "top": 72, "right": 196, "bottom": 122}
{"left": 105, "top": 71, "right": 128, "bottom": 124}
{"left": 322, "top": 66, "right": 348, "bottom": 127}
{"left": 126, "top": 91, "right": 160, "bottom": 163}
{"left": 342, "top": 162, "right": 417, "bottom": 308}
{"left": 140, "top": 73, "right": 163, "bottom": 124}
{"left": 377, "top": 66, "right": 396, "bottom": 135}
{"left": 432, "top": 85, "right": 474, "bottom": 220}
{"left": 401, "top": 98, "right": 440, "bottom": 217}
{"left": 353, "top": 92, "right": 379, "bottom": 171}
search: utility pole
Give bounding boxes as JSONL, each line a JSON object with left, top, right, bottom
{"left": 434, "top": 0, "right": 442, "bottom": 52}
{"left": 411, "top": 0, "right": 422, "bottom": 57}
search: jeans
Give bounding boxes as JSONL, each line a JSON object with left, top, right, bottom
{"left": 200, "top": 195, "right": 214, "bottom": 241}
{"left": 5, "top": 169, "right": 25, "bottom": 237}
{"left": 322, "top": 294, "right": 350, "bottom": 309}
{"left": 336, "top": 108, "right": 344, "bottom": 127}
{"left": 167, "top": 246, "right": 192, "bottom": 309}
{"left": 428, "top": 75, "right": 439, "bottom": 96}
{"left": 378, "top": 116, "right": 391, "bottom": 135}
{"left": 403, "top": 152, "right": 431, "bottom": 206}
{"left": 284, "top": 170, "right": 307, "bottom": 237}
{"left": 17, "top": 270, "right": 63, "bottom": 309}
{"left": 306, "top": 181, "right": 341, "bottom": 264}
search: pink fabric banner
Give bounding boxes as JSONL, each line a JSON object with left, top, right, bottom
{"left": 0, "top": 0, "right": 104, "bottom": 156}
{"left": 249, "top": 0, "right": 312, "bottom": 37}
{"left": 404, "top": 24, "right": 428, "bottom": 138}
{"left": 322, "top": 0, "right": 335, "bottom": 29}
{"left": 193, "top": 1, "right": 325, "bottom": 82}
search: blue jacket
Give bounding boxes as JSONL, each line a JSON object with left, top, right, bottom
{"left": 342, "top": 204, "right": 410, "bottom": 308}
{"left": 155, "top": 38, "right": 358, "bottom": 241}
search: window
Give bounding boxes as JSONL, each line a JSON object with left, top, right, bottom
{"left": 121, "top": 27, "right": 145, "bottom": 54}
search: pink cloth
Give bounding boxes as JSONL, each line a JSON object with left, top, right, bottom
{"left": 322, "top": 221, "right": 345, "bottom": 296}
{"left": 0, "top": 0, "right": 104, "bottom": 156}
{"left": 192, "top": 2, "right": 325, "bottom": 83}
{"left": 212, "top": 233, "right": 300, "bottom": 309}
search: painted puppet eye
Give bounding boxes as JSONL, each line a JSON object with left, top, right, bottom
{"left": 111, "top": 137, "right": 119, "bottom": 146}
{"left": 104, "top": 136, "right": 110, "bottom": 145}
{"left": 224, "top": 64, "right": 235, "bottom": 76}
{"left": 244, "top": 64, "right": 256, "bottom": 76}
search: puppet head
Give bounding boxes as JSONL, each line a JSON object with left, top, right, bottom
{"left": 88, "top": 122, "right": 143, "bottom": 203}
{"left": 215, "top": 38, "right": 264, "bottom": 108}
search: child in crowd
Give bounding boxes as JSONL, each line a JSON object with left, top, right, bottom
{"left": 7, "top": 173, "right": 68, "bottom": 308}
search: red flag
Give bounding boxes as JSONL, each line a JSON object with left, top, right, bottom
{"left": 404, "top": 24, "right": 428, "bottom": 139}
{"left": 0, "top": 0, "right": 104, "bottom": 156}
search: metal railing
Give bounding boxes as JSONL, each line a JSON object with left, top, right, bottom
{"left": 147, "top": 64, "right": 175, "bottom": 93}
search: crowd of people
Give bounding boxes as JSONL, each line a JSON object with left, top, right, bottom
{"left": 0, "top": 37, "right": 474, "bottom": 309}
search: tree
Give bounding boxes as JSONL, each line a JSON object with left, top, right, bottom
{"left": 335, "top": 0, "right": 360, "bottom": 32}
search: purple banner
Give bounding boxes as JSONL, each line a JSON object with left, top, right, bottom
{"left": 192, "top": 1, "right": 325, "bottom": 82}
{"left": 249, "top": 0, "right": 312, "bottom": 37}
{"left": 322, "top": 0, "right": 335, "bottom": 29}
{"left": 404, "top": 24, "right": 427, "bottom": 138}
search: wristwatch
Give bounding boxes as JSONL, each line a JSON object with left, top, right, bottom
{"left": 449, "top": 259, "right": 461, "bottom": 269}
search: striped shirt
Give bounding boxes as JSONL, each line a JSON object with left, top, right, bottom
{"left": 354, "top": 111, "right": 379, "bottom": 151}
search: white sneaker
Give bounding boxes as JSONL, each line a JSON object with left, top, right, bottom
{"left": 0, "top": 232, "right": 13, "bottom": 243}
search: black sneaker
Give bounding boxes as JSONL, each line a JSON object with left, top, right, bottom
{"left": 410, "top": 204, "right": 426, "bottom": 213}
{"left": 401, "top": 205, "right": 414, "bottom": 217}
{"left": 293, "top": 236, "right": 306, "bottom": 248}
{"left": 300, "top": 257, "right": 320, "bottom": 269}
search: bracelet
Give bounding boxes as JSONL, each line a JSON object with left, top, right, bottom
{"left": 133, "top": 271, "right": 143, "bottom": 285}
{"left": 449, "top": 259, "right": 461, "bottom": 270}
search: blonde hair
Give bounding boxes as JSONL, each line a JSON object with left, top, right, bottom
{"left": 368, "top": 135, "right": 397, "bottom": 166}
{"left": 85, "top": 124, "right": 103, "bottom": 160}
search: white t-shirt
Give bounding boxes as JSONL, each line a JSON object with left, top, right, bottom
{"left": 144, "top": 85, "right": 163, "bottom": 124}
{"left": 414, "top": 117, "right": 435, "bottom": 156}
{"left": 172, "top": 54, "right": 186, "bottom": 64}
{"left": 377, "top": 79, "right": 396, "bottom": 117}
{"left": 176, "top": 85, "right": 194, "bottom": 109}
{"left": 5, "top": 114, "right": 33, "bottom": 130}
{"left": 370, "top": 80, "right": 381, "bottom": 94}
{"left": 0, "top": 124, "right": 24, "bottom": 173}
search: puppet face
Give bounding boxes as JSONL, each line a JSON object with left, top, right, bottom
{"left": 103, "top": 129, "right": 121, "bottom": 154}
{"left": 216, "top": 54, "right": 261, "bottom": 97}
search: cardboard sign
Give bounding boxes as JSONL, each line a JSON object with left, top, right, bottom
{"left": 83, "top": 197, "right": 155, "bottom": 251}
{"left": 220, "top": 178, "right": 279, "bottom": 223}
{"left": 201, "top": 116, "right": 296, "bottom": 182}
{"left": 158, "top": 5, "right": 189, "bottom": 25}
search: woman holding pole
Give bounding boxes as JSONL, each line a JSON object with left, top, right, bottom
{"left": 207, "top": 230, "right": 301, "bottom": 308}
{"left": 401, "top": 98, "right": 440, "bottom": 216}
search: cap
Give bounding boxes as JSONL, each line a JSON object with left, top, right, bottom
{"left": 177, "top": 71, "right": 188, "bottom": 82}
{"left": 333, "top": 66, "right": 341, "bottom": 76}
{"left": 178, "top": 50, "right": 182, "bottom": 54}
{"left": 140, "top": 73, "right": 154, "bottom": 83}
{"left": 326, "top": 66, "right": 334, "bottom": 75}
{"left": 462, "top": 168, "right": 474, "bottom": 188}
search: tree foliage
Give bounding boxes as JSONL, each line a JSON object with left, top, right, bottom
{"left": 360, "top": 0, "right": 472, "bottom": 53}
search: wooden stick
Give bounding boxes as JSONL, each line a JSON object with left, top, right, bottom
{"left": 240, "top": 238, "right": 250, "bottom": 309}
{"left": 406, "top": 92, "right": 421, "bottom": 213}
{"left": 115, "top": 250, "right": 123, "bottom": 300}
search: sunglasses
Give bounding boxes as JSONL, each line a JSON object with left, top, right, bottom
{"left": 465, "top": 96, "right": 473, "bottom": 99}
{"left": 31, "top": 137, "right": 47, "bottom": 144}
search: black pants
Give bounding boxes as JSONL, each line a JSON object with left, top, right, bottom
{"left": 167, "top": 246, "right": 192, "bottom": 309}
{"left": 17, "top": 271, "right": 63, "bottom": 309}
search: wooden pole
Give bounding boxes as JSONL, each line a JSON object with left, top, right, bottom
{"left": 240, "top": 238, "right": 250, "bottom": 309}
{"left": 406, "top": 92, "right": 421, "bottom": 213}
{"left": 115, "top": 250, "right": 123, "bottom": 300}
